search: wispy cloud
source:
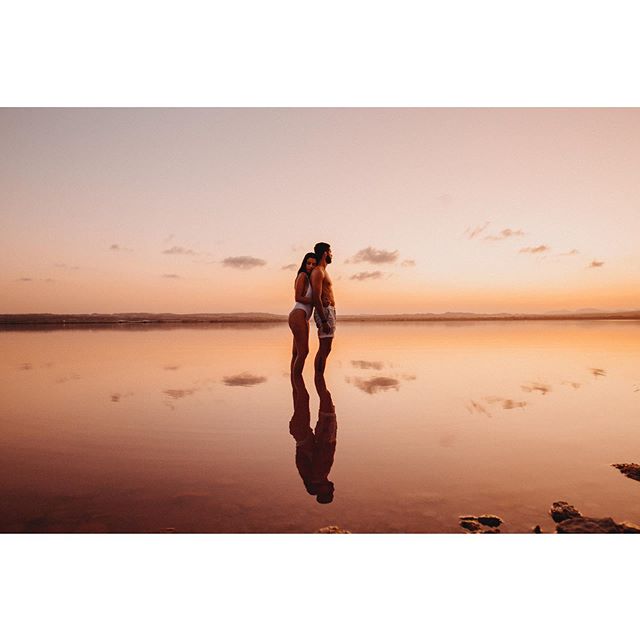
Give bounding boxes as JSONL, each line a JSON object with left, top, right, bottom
{"left": 347, "top": 247, "right": 399, "bottom": 264}
{"left": 463, "top": 222, "right": 490, "bottom": 239}
{"left": 110, "top": 392, "right": 134, "bottom": 403}
{"left": 484, "top": 396, "right": 527, "bottom": 410}
{"left": 350, "top": 271, "right": 384, "bottom": 281}
{"left": 162, "top": 245, "right": 197, "bottom": 255}
{"left": 501, "top": 399, "right": 527, "bottom": 409}
{"left": 53, "top": 263, "right": 80, "bottom": 270}
{"left": 588, "top": 259, "right": 604, "bottom": 268}
{"left": 222, "top": 256, "right": 267, "bottom": 270}
{"left": 162, "top": 273, "right": 182, "bottom": 279}
{"left": 519, "top": 245, "right": 550, "bottom": 254}
{"left": 558, "top": 249, "right": 579, "bottom": 257}
{"left": 401, "top": 259, "right": 416, "bottom": 267}
{"left": 466, "top": 400, "right": 492, "bottom": 417}
{"left": 521, "top": 382, "right": 552, "bottom": 395}
{"left": 16, "top": 277, "right": 32, "bottom": 282}
{"left": 109, "top": 243, "right": 133, "bottom": 252}
{"left": 16, "top": 277, "right": 56, "bottom": 283}
{"left": 484, "top": 228, "right": 525, "bottom": 241}
{"left": 163, "top": 388, "right": 197, "bottom": 400}
{"left": 347, "top": 376, "right": 400, "bottom": 394}
{"left": 281, "top": 263, "right": 296, "bottom": 271}
{"left": 223, "top": 373, "right": 267, "bottom": 387}
{"left": 351, "top": 360, "right": 385, "bottom": 370}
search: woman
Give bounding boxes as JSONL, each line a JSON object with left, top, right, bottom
{"left": 289, "top": 252, "right": 317, "bottom": 378}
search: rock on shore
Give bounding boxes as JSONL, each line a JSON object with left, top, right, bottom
{"left": 550, "top": 501, "right": 583, "bottom": 523}
{"left": 316, "top": 525, "right": 351, "bottom": 534}
{"left": 459, "top": 514, "right": 503, "bottom": 533}
{"left": 551, "top": 501, "right": 640, "bottom": 533}
{"left": 611, "top": 463, "right": 640, "bottom": 483}
{"left": 556, "top": 517, "right": 640, "bottom": 534}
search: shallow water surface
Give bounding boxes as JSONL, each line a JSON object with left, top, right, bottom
{"left": 1, "top": 321, "right": 639, "bottom": 533}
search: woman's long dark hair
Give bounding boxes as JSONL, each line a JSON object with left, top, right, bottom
{"left": 295, "top": 252, "right": 317, "bottom": 284}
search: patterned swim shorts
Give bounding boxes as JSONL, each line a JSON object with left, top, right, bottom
{"left": 313, "top": 305, "right": 336, "bottom": 339}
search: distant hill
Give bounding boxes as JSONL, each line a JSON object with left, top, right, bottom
{"left": 338, "top": 310, "right": 640, "bottom": 321}
{"left": 575, "top": 307, "right": 608, "bottom": 314}
{"left": 0, "top": 312, "right": 285, "bottom": 325}
{"left": 1, "top": 310, "right": 640, "bottom": 326}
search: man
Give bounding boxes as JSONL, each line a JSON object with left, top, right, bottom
{"left": 288, "top": 370, "right": 337, "bottom": 504}
{"left": 310, "top": 368, "right": 337, "bottom": 504}
{"left": 311, "top": 242, "right": 336, "bottom": 375}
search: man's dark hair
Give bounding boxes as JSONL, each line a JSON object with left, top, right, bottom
{"left": 314, "top": 242, "right": 331, "bottom": 262}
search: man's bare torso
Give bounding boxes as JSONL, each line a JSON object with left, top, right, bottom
{"left": 319, "top": 267, "right": 335, "bottom": 307}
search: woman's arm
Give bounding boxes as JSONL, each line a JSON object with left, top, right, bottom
{"left": 294, "top": 273, "right": 312, "bottom": 304}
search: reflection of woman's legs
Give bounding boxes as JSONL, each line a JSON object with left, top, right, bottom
{"left": 288, "top": 310, "right": 309, "bottom": 379}
{"left": 290, "top": 336, "right": 301, "bottom": 401}
{"left": 290, "top": 337, "right": 297, "bottom": 381}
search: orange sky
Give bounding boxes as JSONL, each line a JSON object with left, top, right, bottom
{"left": 1, "top": 108, "right": 639, "bottom": 314}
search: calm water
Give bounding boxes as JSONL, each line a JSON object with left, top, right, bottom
{"left": 1, "top": 321, "right": 639, "bottom": 533}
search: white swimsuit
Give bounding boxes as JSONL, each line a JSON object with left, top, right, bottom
{"left": 292, "top": 280, "right": 313, "bottom": 320}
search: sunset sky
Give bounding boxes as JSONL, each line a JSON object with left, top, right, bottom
{"left": 1, "top": 108, "right": 639, "bottom": 314}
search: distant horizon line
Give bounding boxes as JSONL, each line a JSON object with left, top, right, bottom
{"left": 1, "top": 309, "right": 639, "bottom": 325}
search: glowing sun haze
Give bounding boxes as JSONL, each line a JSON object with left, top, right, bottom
{"left": 1, "top": 108, "right": 639, "bottom": 314}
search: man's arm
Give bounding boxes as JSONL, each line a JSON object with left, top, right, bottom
{"left": 311, "top": 268, "right": 328, "bottom": 323}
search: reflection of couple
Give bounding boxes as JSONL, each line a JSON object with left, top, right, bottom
{"left": 287, "top": 241, "right": 337, "bottom": 502}
{"left": 288, "top": 242, "right": 335, "bottom": 378}
{"left": 289, "top": 370, "right": 337, "bottom": 504}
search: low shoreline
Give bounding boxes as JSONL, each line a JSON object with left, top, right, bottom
{"left": 1, "top": 311, "right": 640, "bottom": 327}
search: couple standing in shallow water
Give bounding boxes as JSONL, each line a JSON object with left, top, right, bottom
{"left": 287, "top": 242, "right": 338, "bottom": 503}
{"left": 288, "top": 241, "right": 336, "bottom": 379}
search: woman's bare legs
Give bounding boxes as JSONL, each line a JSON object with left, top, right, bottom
{"left": 288, "top": 310, "right": 310, "bottom": 382}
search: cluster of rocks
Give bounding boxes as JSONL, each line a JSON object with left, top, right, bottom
{"left": 455, "top": 501, "right": 640, "bottom": 534}
{"left": 549, "top": 501, "right": 640, "bottom": 534}
{"left": 543, "top": 463, "right": 640, "bottom": 533}
{"left": 458, "top": 514, "right": 503, "bottom": 533}
{"left": 316, "top": 461, "right": 640, "bottom": 534}
{"left": 458, "top": 460, "right": 640, "bottom": 534}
